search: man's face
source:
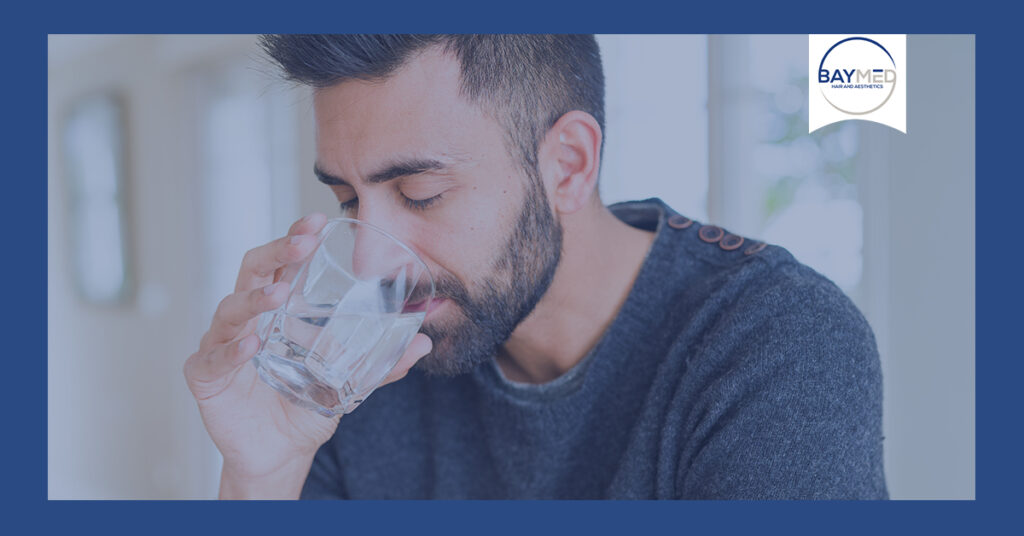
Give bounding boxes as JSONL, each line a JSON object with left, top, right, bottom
{"left": 313, "top": 47, "right": 562, "bottom": 375}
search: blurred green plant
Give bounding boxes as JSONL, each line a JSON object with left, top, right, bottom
{"left": 758, "top": 73, "right": 859, "bottom": 225}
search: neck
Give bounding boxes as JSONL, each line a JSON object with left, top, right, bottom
{"left": 496, "top": 201, "right": 656, "bottom": 384}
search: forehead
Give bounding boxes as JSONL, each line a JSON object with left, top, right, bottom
{"left": 312, "top": 47, "right": 497, "bottom": 170}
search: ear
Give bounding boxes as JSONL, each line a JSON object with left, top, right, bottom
{"left": 537, "top": 110, "right": 602, "bottom": 215}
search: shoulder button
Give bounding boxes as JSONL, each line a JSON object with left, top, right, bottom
{"left": 719, "top": 234, "right": 744, "bottom": 251}
{"left": 744, "top": 241, "right": 767, "bottom": 255}
{"left": 698, "top": 225, "right": 724, "bottom": 243}
{"left": 667, "top": 214, "right": 693, "bottom": 229}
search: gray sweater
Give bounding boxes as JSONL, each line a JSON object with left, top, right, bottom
{"left": 301, "top": 198, "right": 888, "bottom": 499}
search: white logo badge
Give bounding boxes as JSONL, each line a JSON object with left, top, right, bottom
{"left": 809, "top": 34, "right": 906, "bottom": 133}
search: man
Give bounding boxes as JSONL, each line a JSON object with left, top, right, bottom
{"left": 184, "top": 34, "right": 888, "bottom": 499}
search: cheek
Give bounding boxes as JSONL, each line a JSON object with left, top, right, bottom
{"left": 414, "top": 162, "right": 526, "bottom": 285}
{"left": 411, "top": 215, "right": 507, "bottom": 290}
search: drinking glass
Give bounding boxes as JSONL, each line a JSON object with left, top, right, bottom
{"left": 251, "top": 218, "right": 434, "bottom": 417}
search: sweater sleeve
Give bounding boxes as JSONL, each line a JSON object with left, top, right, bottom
{"left": 674, "top": 261, "right": 888, "bottom": 499}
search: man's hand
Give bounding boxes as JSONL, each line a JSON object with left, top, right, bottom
{"left": 183, "top": 213, "right": 433, "bottom": 499}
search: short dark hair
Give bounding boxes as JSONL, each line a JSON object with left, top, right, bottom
{"left": 259, "top": 34, "right": 605, "bottom": 178}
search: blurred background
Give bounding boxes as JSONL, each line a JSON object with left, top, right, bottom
{"left": 47, "top": 34, "right": 975, "bottom": 499}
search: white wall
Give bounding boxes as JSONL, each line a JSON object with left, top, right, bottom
{"left": 878, "top": 35, "right": 975, "bottom": 499}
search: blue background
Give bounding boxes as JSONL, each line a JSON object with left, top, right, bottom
{"left": 15, "top": 0, "right": 1015, "bottom": 533}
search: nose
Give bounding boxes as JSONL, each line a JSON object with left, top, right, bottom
{"left": 349, "top": 219, "right": 433, "bottom": 314}
{"left": 344, "top": 201, "right": 431, "bottom": 307}
{"left": 349, "top": 221, "right": 409, "bottom": 281}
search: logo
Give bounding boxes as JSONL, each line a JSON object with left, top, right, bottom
{"left": 809, "top": 35, "right": 906, "bottom": 133}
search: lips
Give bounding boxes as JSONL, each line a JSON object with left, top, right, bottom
{"left": 425, "top": 298, "right": 445, "bottom": 315}
{"left": 404, "top": 297, "right": 445, "bottom": 315}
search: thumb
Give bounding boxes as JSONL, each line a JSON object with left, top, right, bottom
{"left": 380, "top": 333, "right": 433, "bottom": 386}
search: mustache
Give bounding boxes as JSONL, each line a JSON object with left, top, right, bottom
{"left": 404, "top": 271, "right": 471, "bottom": 310}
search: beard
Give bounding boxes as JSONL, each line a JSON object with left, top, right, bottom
{"left": 414, "top": 175, "right": 563, "bottom": 376}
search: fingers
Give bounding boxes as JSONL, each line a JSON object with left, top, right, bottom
{"left": 287, "top": 211, "right": 328, "bottom": 237}
{"left": 200, "top": 282, "right": 290, "bottom": 351}
{"left": 234, "top": 213, "right": 328, "bottom": 292}
{"left": 184, "top": 333, "right": 260, "bottom": 399}
{"left": 380, "top": 333, "right": 433, "bottom": 386}
{"left": 186, "top": 213, "right": 330, "bottom": 401}
{"left": 234, "top": 234, "right": 316, "bottom": 293}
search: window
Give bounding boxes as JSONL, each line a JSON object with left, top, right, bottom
{"left": 194, "top": 60, "right": 301, "bottom": 318}
{"left": 597, "top": 35, "right": 709, "bottom": 221}
{"left": 61, "top": 94, "right": 131, "bottom": 303}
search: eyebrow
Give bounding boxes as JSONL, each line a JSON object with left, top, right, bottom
{"left": 314, "top": 157, "right": 449, "bottom": 186}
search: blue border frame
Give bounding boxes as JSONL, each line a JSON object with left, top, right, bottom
{"left": 21, "top": 0, "right": 1013, "bottom": 533}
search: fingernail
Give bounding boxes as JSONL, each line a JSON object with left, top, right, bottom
{"left": 414, "top": 335, "right": 433, "bottom": 354}
{"left": 289, "top": 235, "right": 302, "bottom": 245}
{"left": 263, "top": 283, "right": 278, "bottom": 295}
{"left": 239, "top": 335, "right": 258, "bottom": 354}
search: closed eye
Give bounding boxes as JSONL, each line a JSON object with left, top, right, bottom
{"left": 402, "top": 193, "right": 444, "bottom": 211}
{"left": 338, "top": 192, "right": 444, "bottom": 214}
{"left": 339, "top": 198, "right": 358, "bottom": 213}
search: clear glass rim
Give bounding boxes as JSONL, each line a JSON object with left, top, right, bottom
{"left": 321, "top": 217, "right": 435, "bottom": 304}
